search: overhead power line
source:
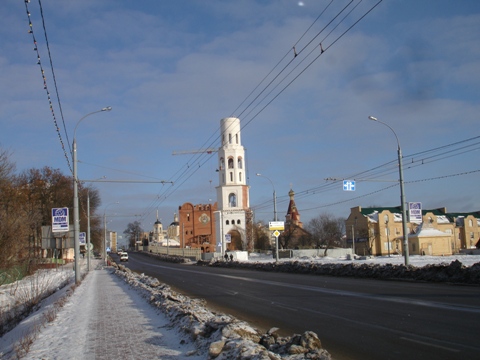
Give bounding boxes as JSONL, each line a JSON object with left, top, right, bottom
{"left": 141, "top": 0, "right": 385, "bottom": 222}
{"left": 24, "top": 0, "right": 72, "bottom": 174}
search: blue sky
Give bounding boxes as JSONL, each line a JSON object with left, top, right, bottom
{"left": 1, "top": 0, "right": 479, "bottom": 237}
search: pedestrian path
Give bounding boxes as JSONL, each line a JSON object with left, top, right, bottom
{"left": 23, "top": 263, "right": 202, "bottom": 360}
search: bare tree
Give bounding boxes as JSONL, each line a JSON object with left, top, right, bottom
{"left": 305, "top": 213, "right": 345, "bottom": 255}
{"left": 123, "top": 221, "right": 143, "bottom": 248}
{"left": 252, "top": 221, "right": 270, "bottom": 251}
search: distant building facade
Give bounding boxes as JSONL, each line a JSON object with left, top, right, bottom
{"left": 178, "top": 202, "right": 218, "bottom": 253}
{"left": 346, "top": 206, "right": 480, "bottom": 256}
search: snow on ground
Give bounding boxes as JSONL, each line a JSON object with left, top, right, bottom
{"left": 247, "top": 252, "right": 480, "bottom": 267}
{"left": 0, "top": 253, "right": 479, "bottom": 359}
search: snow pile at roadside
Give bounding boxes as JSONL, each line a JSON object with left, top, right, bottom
{"left": 113, "top": 262, "right": 332, "bottom": 359}
{"left": 201, "top": 254, "right": 480, "bottom": 284}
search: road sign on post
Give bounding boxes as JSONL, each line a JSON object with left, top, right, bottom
{"left": 79, "top": 232, "right": 86, "bottom": 245}
{"left": 343, "top": 180, "right": 355, "bottom": 191}
{"left": 52, "top": 208, "right": 69, "bottom": 233}
{"left": 408, "top": 202, "right": 422, "bottom": 223}
{"left": 269, "top": 221, "right": 285, "bottom": 231}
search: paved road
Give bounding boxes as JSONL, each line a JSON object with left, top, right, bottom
{"left": 121, "top": 252, "right": 480, "bottom": 360}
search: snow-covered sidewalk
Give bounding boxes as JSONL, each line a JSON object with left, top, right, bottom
{"left": 0, "top": 262, "right": 203, "bottom": 360}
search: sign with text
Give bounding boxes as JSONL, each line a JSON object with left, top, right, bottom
{"left": 79, "top": 232, "right": 86, "bottom": 245}
{"left": 269, "top": 221, "right": 285, "bottom": 231}
{"left": 409, "top": 202, "right": 422, "bottom": 223}
{"left": 225, "top": 234, "right": 231, "bottom": 243}
{"left": 52, "top": 207, "right": 69, "bottom": 233}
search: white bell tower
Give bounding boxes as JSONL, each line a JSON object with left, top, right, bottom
{"left": 215, "top": 117, "right": 250, "bottom": 250}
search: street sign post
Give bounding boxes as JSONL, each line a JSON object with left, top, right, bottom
{"left": 79, "top": 232, "right": 86, "bottom": 245}
{"left": 52, "top": 207, "right": 69, "bottom": 233}
{"left": 343, "top": 180, "right": 355, "bottom": 191}
{"left": 269, "top": 221, "right": 284, "bottom": 262}
{"left": 269, "top": 221, "right": 285, "bottom": 231}
{"left": 409, "top": 202, "right": 422, "bottom": 223}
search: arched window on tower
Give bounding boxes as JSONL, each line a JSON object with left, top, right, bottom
{"left": 239, "top": 172, "right": 242, "bottom": 182}
{"left": 237, "top": 157, "right": 242, "bottom": 169}
{"left": 229, "top": 193, "right": 237, "bottom": 207}
{"left": 228, "top": 158, "right": 234, "bottom": 169}
{"left": 236, "top": 134, "right": 238, "bottom": 144}
{"left": 226, "top": 220, "right": 230, "bottom": 225}
{"left": 229, "top": 133, "right": 232, "bottom": 144}
{"left": 220, "top": 157, "right": 224, "bottom": 170}
{"left": 237, "top": 219, "right": 241, "bottom": 224}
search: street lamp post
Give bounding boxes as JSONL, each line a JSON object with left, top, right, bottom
{"left": 87, "top": 190, "right": 91, "bottom": 272}
{"left": 103, "top": 202, "right": 119, "bottom": 265}
{"left": 368, "top": 116, "right": 409, "bottom": 265}
{"left": 73, "top": 106, "right": 112, "bottom": 283}
{"left": 384, "top": 215, "right": 391, "bottom": 258}
{"left": 256, "top": 173, "right": 279, "bottom": 262}
{"left": 352, "top": 216, "right": 357, "bottom": 256}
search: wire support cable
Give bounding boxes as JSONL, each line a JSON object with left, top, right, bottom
{"left": 24, "top": 0, "right": 72, "bottom": 174}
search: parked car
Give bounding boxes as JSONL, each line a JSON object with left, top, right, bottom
{"left": 120, "top": 253, "right": 128, "bottom": 262}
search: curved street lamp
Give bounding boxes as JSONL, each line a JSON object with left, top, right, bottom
{"left": 73, "top": 106, "right": 112, "bottom": 283}
{"left": 368, "top": 116, "right": 409, "bottom": 265}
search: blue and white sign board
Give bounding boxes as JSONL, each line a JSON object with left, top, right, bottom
{"left": 343, "top": 180, "right": 355, "bottom": 191}
{"left": 409, "top": 202, "right": 422, "bottom": 224}
{"left": 52, "top": 207, "right": 69, "bottom": 233}
{"left": 79, "top": 232, "right": 86, "bottom": 245}
{"left": 225, "top": 234, "right": 231, "bottom": 243}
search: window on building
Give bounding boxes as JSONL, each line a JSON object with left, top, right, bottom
{"left": 236, "top": 134, "right": 238, "bottom": 144}
{"left": 237, "top": 219, "right": 241, "bottom": 224}
{"left": 471, "top": 232, "right": 475, "bottom": 239}
{"left": 228, "top": 158, "right": 234, "bottom": 169}
{"left": 237, "top": 157, "right": 242, "bottom": 169}
{"left": 220, "top": 158, "right": 224, "bottom": 170}
{"left": 469, "top": 219, "right": 473, "bottom": 227}
{"left": 229, "top": 193, "right": 237, "bottom": 207}
{"left": 226, "top": 220, "right": 230, "bottom": 225}
{"left": 239, "top": 172, "right": 242, "bottom": 182}
{"left": 230, "top": 172, "right": 233, "bottom": 182}
{"left": 229, "top": 133, "right": 232, "bottom": 144}
{"left": 187, "top": 214, "right": 190, "bottom": 222}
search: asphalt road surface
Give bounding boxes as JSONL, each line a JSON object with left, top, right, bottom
{"left": 115, "top": 252, "right": 480, "bottom": 360}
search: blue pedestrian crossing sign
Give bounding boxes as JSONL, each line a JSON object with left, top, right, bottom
{"left": 343, "top": 180, "right": 355, "bottom": 191}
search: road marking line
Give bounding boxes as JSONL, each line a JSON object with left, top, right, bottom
{"left": 400, "top": 337, "right": 460, "bottom": 352}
